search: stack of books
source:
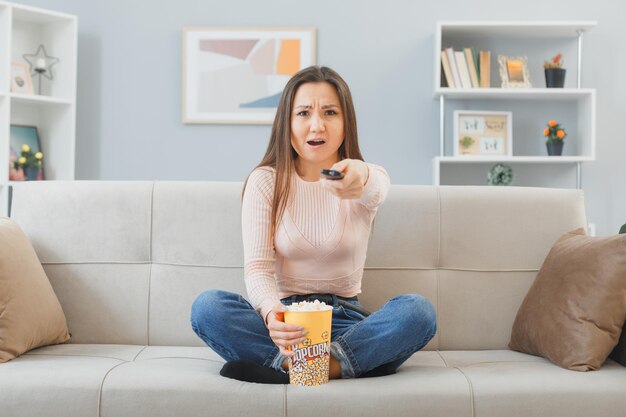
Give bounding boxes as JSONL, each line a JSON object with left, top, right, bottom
{"left": 441, "top": 48, "right": 491, "bottom": 88}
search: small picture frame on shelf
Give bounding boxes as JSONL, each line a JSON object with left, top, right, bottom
{"left": 9, "top": 125, "right": 45, "bottom": 181}
{"left": 10, "top": 61, "right": 34, "bottom": 95}
{"left": 498, "top": 55, "right": 531, "bottom": 88}
{"left": 453, "top": 110, "right": 513, "bottom": 157}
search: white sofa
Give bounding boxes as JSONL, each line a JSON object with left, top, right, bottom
{"left": 3, "top": 181, "right": 626, "bottom": 417}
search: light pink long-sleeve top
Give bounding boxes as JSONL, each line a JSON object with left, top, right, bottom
{"left": 242, "top": 163, "right": 390, "bottom": 323}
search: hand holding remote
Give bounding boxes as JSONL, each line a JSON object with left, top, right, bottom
{"left": 320, "top": 159, "right": 369, "bottom": 199}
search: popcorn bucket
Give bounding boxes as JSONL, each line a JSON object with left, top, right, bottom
{"left": 284, "top": 306, "right": 333, "bottom": 386}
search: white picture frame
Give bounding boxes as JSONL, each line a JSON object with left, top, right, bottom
{"left": 453, "top": 110, "right": 513, "bottom": 157}
{"left": 182, "top": 26, "right": 316, "bottom": 124}
{"left": 498, "top": 55, "right": 531, "bottom": 88}
{"left": 10, "top": 61, "right": 34, "bottom": 94}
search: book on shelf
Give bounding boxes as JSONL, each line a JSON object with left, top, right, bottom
{"left": 440, "top": 50, "right": 455, "bottom": 88}
{"left": 441, "top": 47, "right": 492, "bottom": 89}
{"left": 454, "top": 51, "right": 472, "bottom": 89}
{"left": 479, "top": 50, "right": 491, "bottom": 88}
{"left": 464, "top": 48, "right": 480, "bottom": 88}
{"left": 444, "top": 47, "right": 462, "bottom": 89}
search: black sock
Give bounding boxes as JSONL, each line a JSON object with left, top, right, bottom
{"left": 220, "top": 359, "right": 290, "bottom": 384}
{"left": 358, "top": 363, "right": 397, "bottom": 378}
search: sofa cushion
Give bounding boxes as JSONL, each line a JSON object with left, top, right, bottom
{"left": 0, "top": 218, "right": 70, "bottom": 362}
{"left": 0, "top": 353, "right": 123, "bottom": 417}
{"left": 8, "top": 344, "right": 626, "bottom": 417}
{"left": 509, "top": 228, "right": 626, "bottom": 371}
{"left": 7, "top": 345, "right": 626, "bottom": 417}
{"left": 13, "top": 345, "right": 469, "bottom": 417}
{"left": 457, "top": 355, "right": 626, "bottom": 417}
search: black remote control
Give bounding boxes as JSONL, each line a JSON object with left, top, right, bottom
{"left": 320, "top": 169, "right": 344, "bottom": 180}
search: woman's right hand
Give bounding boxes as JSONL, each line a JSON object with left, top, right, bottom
{"left": 266, "top": 301, "right": 308, "bottom": 357}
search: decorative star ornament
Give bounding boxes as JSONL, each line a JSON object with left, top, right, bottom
{"left": 23, "top": 44, "right": 59, "bottom": 80}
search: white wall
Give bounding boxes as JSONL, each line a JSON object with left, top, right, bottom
{"left": 14, "top": 0, "right": 626, "bottom": 236}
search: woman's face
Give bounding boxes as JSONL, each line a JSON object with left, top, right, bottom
{"left": 290, "top": 82, "right": 344, "bottom": 170}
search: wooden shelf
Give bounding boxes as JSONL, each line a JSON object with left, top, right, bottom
{"left": 434, "top": 88, "right": 595, "bottom": 100}
{"left": 0, "top": 0, "right": 77, "bottom": 216}
{"left": 10, "top": 92, "right": 73, "bottom": 106}
{"left": 438, "top": 21, "right": 597, "bottom": 38}
{"left": 435, "top": 156, "right": 593, "bottom": 164}
{"left": 12, "top": 5, "right": 74, "bottom": 24}
{"left": 434, "top": 21, "right": 596, "bottom": 188}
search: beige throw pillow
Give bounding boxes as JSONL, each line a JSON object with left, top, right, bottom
{"left": 0, "top": 218, "right": 70, "bottom": 362}
{"left": 509, "top": 228, "right": 626, "bottom": 371}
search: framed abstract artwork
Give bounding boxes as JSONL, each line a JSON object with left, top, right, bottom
{"left": 182, "top": 26, "right": 316, "bottom": 124}
{"left": 9, "top": 125, "right": 44, "bottom": 181}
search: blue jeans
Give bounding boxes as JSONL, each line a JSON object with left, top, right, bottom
{"left": 190, "top": 290, "right": 436, "bottom": 378}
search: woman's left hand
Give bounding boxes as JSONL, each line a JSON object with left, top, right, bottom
{"left": 321, "top": 159, "right": 369, "bottom": 200}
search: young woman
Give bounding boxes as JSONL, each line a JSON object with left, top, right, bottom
{"left": 191, "top": 66, "right": 436, "bottom": 384}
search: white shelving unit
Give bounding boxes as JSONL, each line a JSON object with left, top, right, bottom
{"left": 0, "top": 1, "right": 77, "bottom": 216}
{"left": 433, "top": 21, "right": 596, "bottom": 189}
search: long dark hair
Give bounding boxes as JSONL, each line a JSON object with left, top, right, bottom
{"left": 242, "top": 66, "right": 364, "bottom": 245}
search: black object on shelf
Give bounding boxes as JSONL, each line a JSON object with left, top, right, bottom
{"left": 545, "top": 68, "right": 566, "bottom": 88}
{"left": 546, "top": 141, "right": 564, "bottom": 156}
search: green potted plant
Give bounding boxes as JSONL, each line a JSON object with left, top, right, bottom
{"left": 13, "top": 144, "right": 44, "bottom": 181}
{"left": 543, "top": 119, "right": 567, "bottom": 156}
{"left": 487, "top": 163, "right": 513, "bottom": 186}
{"left": 544, "top": 53, "right": 566, "bottom": 88}
{"left": 459, "top": 136, "right": 474, "bottom": 154}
